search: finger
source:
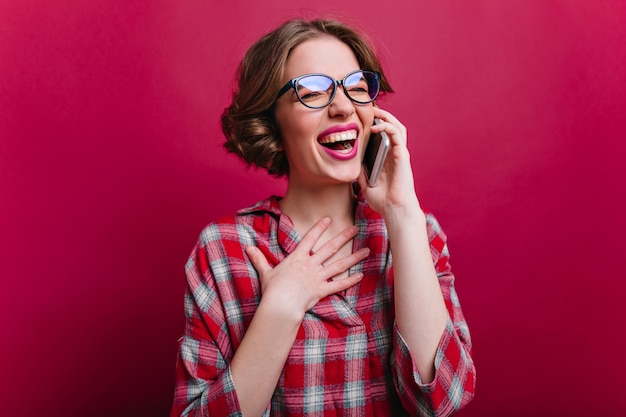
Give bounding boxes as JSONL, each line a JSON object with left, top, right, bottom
{"left": 245, "top": 246, "right": 273, "bottom": 275}
{"left": 324, "top": 272, "right": 364, "bottom": 295}
{"left": 310, "top": 225, "right": 360, "bottom": 262}
{"left": 295, "top": 217, "right": 332, "bottom": 255}
{"left": 376, "top": 121, "right": 406, "bottom": 147}
{"left": 372, "top": 110, "right": 407, "bottom": 146}
{"left": 318, "top": 247, "right": 371, "bottom": 279}
{"left": 373, "top": 108, "right": 401, "bottom": 126}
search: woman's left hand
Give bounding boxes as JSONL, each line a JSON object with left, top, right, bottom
{"left": 357, "top": 108, "right": 421, "bottom": 219}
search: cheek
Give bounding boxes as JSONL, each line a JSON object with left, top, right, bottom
{"left": 359, "top": 108, "right": 375, "bottom": 139}
{"left": 277, "top": 112, "right": 319, "bottom": 147}
{"left": 276, "top": 117, "right": 309, "bottom": 161}
{"left": 276, "top": 105, "right": 304, "bottom": 135}
{"left": 359, "top": 103, "right": 375, "bottom": 123}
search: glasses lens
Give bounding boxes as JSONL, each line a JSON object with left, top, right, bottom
{"left": 344, "top": 71, "right": 380, "bottom": 103}
{"left": 296, "top": 75, "right": 335, "bottom": 108}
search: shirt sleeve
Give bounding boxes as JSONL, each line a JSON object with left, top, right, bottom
{"left": 170, "top": 239, "right": 243, "bottom": 417}
{"left": 390, "top": 212, "right": 476, "bottom": 417}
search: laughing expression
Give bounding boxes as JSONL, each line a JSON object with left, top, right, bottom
{"left": 274, "top": 36, "right": 375, "bottom": 187}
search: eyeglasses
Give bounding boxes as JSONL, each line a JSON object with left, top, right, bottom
{"left": 276, "top": 70, "right": 381, "bottom": 109}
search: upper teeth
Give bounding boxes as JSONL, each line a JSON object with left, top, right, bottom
{"left": 319, "top": 129, "right": 357, "bottom": 144}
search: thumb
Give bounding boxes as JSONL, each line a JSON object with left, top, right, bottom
{"left": 245, "top": 245, "right": 272, "bottom": 277}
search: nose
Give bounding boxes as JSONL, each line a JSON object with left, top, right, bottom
{"left": 327, "top": 84, "right": 356, "bottom": 117}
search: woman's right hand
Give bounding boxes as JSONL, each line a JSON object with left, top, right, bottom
{"left": 245, "top": 217, "right": 369, "bottom": 321}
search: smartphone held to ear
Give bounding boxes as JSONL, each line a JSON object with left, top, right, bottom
{"left": 363, "top": 118, "right": 390, "bottom": 187}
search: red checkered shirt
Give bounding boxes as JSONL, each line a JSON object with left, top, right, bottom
{"left": 171, "top": 196, "right": 475, "bottom": 416}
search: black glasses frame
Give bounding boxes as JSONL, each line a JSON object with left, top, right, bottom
{"left": 276, "top": 70, "right": 381, "bottom": 109}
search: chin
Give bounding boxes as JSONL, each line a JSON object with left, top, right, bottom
{"left": 332, "top": 169, "right": 362, "bottom": 184}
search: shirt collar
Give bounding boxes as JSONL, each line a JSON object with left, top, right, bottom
{"left": 237, "top": 195, "right": 380, "bottom": 255}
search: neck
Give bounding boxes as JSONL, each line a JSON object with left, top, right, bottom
{"left": 279, "top": 181, "right": 356, "bottom": 234}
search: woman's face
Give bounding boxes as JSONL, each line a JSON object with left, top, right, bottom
{"left": 274, "top": 36, "right": 375, "bottom": 188}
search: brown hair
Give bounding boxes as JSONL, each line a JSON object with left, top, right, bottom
{"left": 221, "top": 18, "right": 393, "bottom": 177}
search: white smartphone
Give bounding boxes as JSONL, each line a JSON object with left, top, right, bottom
{"left": 363, "top": 118, "right": 390, "bottom": 187}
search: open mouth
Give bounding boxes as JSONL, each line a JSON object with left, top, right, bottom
{"left": 318, "top": 129, "right": 357, "bottom": 152}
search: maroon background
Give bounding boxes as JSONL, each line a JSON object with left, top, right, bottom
{"left": 1, "top": 1, "right": 625, "bottom": 416}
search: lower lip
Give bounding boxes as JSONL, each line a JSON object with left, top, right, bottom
{"left": 320, "top": 139, "right": 359, "bottom": 160}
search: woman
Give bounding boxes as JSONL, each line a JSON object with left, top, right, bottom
{"left": 171, "top": 18, "right": 475, "bottom": 417}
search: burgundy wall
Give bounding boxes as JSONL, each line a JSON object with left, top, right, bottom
{"left": 1, "top": 1, "right": 625, "bottom": 416}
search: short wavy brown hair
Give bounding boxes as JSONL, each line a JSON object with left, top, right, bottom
{"left": 221, "top": 18, "right": 393, "bottom": 177}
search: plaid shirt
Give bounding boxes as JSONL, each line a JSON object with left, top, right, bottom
{"left": 171, "top": 196, "right": 475, "bottom": 417}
